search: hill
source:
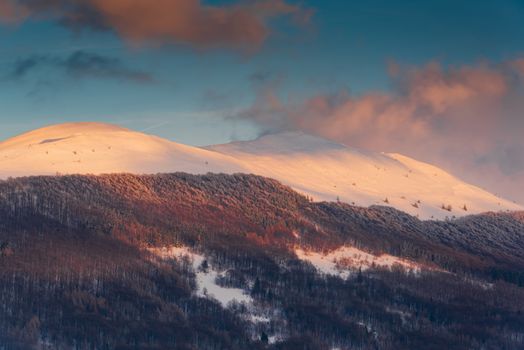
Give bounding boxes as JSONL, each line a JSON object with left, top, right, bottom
{"left": 0, "top": 173, "right": 523, "bottom": 349}
{"left": 1, "top": 123, "right": 521, "bottom": 219}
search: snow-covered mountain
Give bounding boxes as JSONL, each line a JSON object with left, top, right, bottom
{"left": 208, "top": 132, "right": 523, "bottom": 219}
{"left": 0, "top": 122, "right": 248, "bottom": 177}
{"left": 0, "top": 122, "right": 521, "bottom": 219}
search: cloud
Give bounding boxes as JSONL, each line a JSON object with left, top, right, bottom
{"left": 0, "top": 0, "right": 312, "bottom": 50}
{"left": 234, "top": 59, "right": 524, "bottom": 203}
{"left": 0, "top": 0, "right": 28, "bottom": 23}
{"left": 61, "top": 50, "right": 153, "bottom": 81}
{"left": 7, "top": 50, "right": 153, "bottom": 82}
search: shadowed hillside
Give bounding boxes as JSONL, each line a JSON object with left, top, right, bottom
{"left": 0, "top": 173, "right": 523, "bottom": 349}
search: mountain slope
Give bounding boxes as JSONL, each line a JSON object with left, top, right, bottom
{"left": 1, "top": 173, "right": 523, "bottom": 349}
{"left": 0, "top": 122, "right": 248, "bottom": 177}
{"left": 208, "top": 132, "right": 522, "bottom": 219}
{"left": 0, "top": 123, "right": 521, "bottom": 219}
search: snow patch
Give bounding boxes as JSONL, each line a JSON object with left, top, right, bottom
{"left": 295, "top": 245, "right": 422, "bottom": 278}
{"left": 464, "top": 277, "right": 494, "bottom": 290}
{"left": 149, "top": 246, "right": 286, "bottom": 342}
{"left": 385, "top": 307, "right": 412, "bottom": 325}
{"left": 268, "top": 335, "right": 285, "bottom": 345}
{"left": 148, "top": 246, "right": 252, "bottom": 307}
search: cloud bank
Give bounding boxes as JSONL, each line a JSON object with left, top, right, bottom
{"left": 6, "top": 50, "right": 153, "bottom": 82}
{"left": 236, "top": 60, "right": 524, "bottom": 203}
{"left": 0, "top": 0, "right": 311, "bottom": 50}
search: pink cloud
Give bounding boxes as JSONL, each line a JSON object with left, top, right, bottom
{"left": 0, "top": 0, "right": 311, "bottom": 50}
{"left": 237, "top": 60, "right": 524, "bottom": 203}
{"left": 0, "top": 0, "right": 28, "bottom": 23}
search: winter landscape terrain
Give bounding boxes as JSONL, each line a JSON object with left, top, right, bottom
{"left": 0, "top": 123, "right": 523, "bottom": 349}
{"left": 2, "top": 1, "right": 524, "bottom": 349}
{"left": 1, "top": 122, "right": 520, "bottom": 219}
{"left": 0, "top": 172, "right": 523, "bottom": 349}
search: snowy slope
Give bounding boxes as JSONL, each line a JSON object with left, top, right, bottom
{"left": 207, "top": 132, "right": 523, "bottom": 219}
{"left": 0, "top": 122, "right": 248, "bottom": 177}
{"left": 0, "top": 123, "right": 521, "bottom": 219}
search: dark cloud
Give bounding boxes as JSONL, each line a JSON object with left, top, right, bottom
{"left": 7, "top": 50, "right": 153, "bottom": 82}
{"left": 234, "top": 59, "right": 524, "bottom": 203}
{"left": 0, "top": 0, "right": 312, "bottom": 51}
{"left": 62, "top": 51, "right": 153, "bottom": 81}
{"left": 9, "top": 55, "right": 42, "bottom": 78}
{"left": 249, "top": 71, "right": 275, "bottom": 84}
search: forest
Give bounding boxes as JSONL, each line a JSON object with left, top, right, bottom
{"left": 0, "top": 173, "right": 523, "bottom": 349}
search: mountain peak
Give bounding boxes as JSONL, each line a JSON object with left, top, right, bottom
{"left": 9, "top": 121, "right": 128, "bottom": 137}
{"left": 0, "top": 122, "right": 129, "bottom": 148}
{"left": 0, "top": 122, "right": 247, "bottom": 179}
{"left": 35, "top": 122, "right": 129, "bottom": 133}
{"left": 210, "top": 131, "right": 349, "bottom": 156}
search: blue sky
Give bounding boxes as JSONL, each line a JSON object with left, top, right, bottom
{"left": 1, "top": 0, "right": 523, "bottom": 143}
{"left": 1, "top": 0, "right": 524, "bottom": 201}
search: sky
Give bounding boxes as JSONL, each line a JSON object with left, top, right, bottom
{"left": 1, "top": 0, "right": 524, "bottom": 203}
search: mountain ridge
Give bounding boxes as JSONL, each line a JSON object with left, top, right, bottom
{"left": 0, "top": 122, "right": 521, "bottom": 219}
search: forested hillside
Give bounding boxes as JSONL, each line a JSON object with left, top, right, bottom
{"left": 0, "top": 173, "right": 523, "bottom": 349}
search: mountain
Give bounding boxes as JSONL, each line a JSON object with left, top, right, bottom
{"left": 209, "top": 132, "right": 523, "bottom": 219}
{"left": 1, "top": 173, "right": 523, "bottom": 349}
{"left": 0, "top": 122, "right": 521, "bottom": 219}
{"left": 0, "top": 122, "right": 248, "bottom": 177}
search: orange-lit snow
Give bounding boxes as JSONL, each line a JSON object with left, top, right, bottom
{"left": 0, "top": 122, "right": 521, "bottom": 219}
{"left": 209, "top": 132, "right": 523, "bottom": 219}
{"left": 0, "top": 122, "right": 248, "bottom": 177}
